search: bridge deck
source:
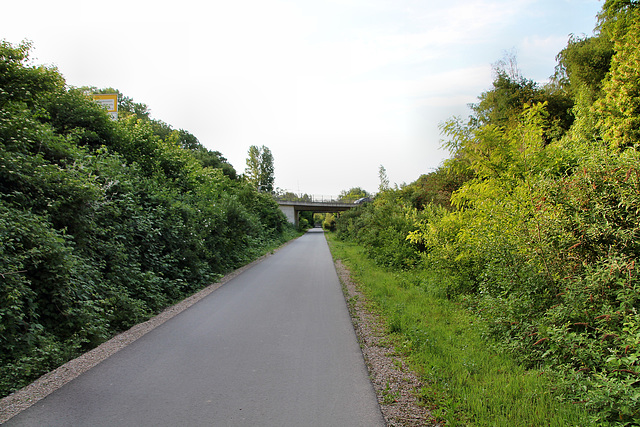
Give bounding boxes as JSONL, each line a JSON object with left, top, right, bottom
{"left": 276, "top": 200, "right": 356, "bottom": 225}
{"left": 276, "top": 200, "right": 354, "bottom": 211}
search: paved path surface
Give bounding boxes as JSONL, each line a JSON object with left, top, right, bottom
{"left": 5, "top": 229, "right": 384, "bottom": 427}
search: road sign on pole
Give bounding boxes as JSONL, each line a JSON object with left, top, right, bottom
{"left": 93, "top": 93, "right": 118, "bottom": 120}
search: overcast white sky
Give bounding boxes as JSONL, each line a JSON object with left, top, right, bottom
{"left": 3, "top": 0, "right": 603, "bottom": 196}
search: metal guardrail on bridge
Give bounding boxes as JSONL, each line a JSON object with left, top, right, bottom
{"left": 274, "top": 193, "right": 342, "bottom": 203}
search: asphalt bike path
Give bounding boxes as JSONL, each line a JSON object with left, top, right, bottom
{"left": 5, "top": 229, "right": 384, "bottom": 426}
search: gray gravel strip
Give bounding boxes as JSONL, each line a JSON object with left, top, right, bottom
{"left": 334, "top": 259, "right": 437, "bottom": 426}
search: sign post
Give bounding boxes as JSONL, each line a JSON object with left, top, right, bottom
{"left": 93, "top": 93, "right": 118, "bottom": 120}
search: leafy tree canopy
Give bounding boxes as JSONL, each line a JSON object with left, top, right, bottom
{"left": 338, "top": 187, "right": 370, "bottom": 203}
{"left": 469, "top": 54, "right": 573, "bottom": 144}
{"left": 594, "top": 6, "right": 640, "bottom": 148}
{"left": 244, "top": 145, "right": 275, "bottom": 193}
{"left": 553, "top": 34, "right": 613, "bottom": 101}
{"left": 82, "top": 86, "right": 237, "bottom": 178}
{"left": 0, "top": 40, "right": 65, "bottom": 109}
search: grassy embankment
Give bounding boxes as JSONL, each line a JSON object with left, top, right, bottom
{"left": 326, "top": 232, "right": 591, "bottom": 426}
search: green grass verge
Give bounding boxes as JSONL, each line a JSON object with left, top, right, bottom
{"left": 326, "top": 233, "right": 592, "bottom": 426}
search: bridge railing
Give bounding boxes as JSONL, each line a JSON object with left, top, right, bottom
{"left": 274, "top": 192, "right": 341, "bottom": 203}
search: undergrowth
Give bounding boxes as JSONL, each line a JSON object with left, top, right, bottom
{"left": 327, "top": 233, "right": 592, "bottom": 426}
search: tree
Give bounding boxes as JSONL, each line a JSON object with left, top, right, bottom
{"left": 554, "top": 35, "right": 613, "bottom": 102}
{"left": 400, "top": 167, "right": 473, "bottom": 210}
{"left": 244, "top": 145, "right": 275, "bottom": 193}
{"left": 552, "top": 34, "right": 613, "bottom": 140}
{"left": 338, "top": 187, "right": 370, "bottom": 203}
{"left": 259, "top": 146, "right": 275, "bottom": 193}
{"left": 470, "top": 55, "right": 573, "bottom": 144}
{"left": 89, "top": 88, "right": 238, "bottom": 179}
{"left": 378, "top": 165, "right": 390, "bottom": 192}
{"left": 594, "top": 6, "right": 640, "bottom": 148}
{"left": 322, "top": 213, "right": 337, "bottom": 231}
{"left": 0, "top": 39, "right": 65, "bottom": 110}
{"left": 168, "top": 129, "right": 237, "bottom": 179}
{"left": 599, "top": 0, "right": 640, "bottom": 39}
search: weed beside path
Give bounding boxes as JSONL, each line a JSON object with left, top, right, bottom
{"left": 326, "top": 233, "right": 591, "bottom": 426}
{"left": 333, "top": 258, "right": 434, "bottom": 426}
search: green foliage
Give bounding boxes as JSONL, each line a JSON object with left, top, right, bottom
{"left": 554, "top": 34, "right": 613, "bottom": 102}
{"left": 313, "top": 213, "right": 325, "bottom": 226}
{"left": 400, "top": 167, "right": 472, "bottom": 210}
{"left": 333, "top": 4, "right": 640, "bottom": 420}
{"left": 599, "top": 0, "right": 640, "bottom": 40}
{"left": 0, "top": 40, "right": 65, "bottom": 109}
{"left": 553, "top": 33, "right": 613, "bottom": 141}
{"left": 0, "top": 40, "right": 294, "bottom": 397}
{"left": 413, "top": 106, "right": 640, "bottom": 423}
{"left": 244, "top": 145, "right": 275, "bottom": 193}
{"left": 327, "top": 235, "right": 591, "bottom": 425}
{"left": 297, "top": 210, "right": 314, "bottom": 231}
{"left": 338, "top": 186, "right": 370, "bottom": 203}
{"left": 378, "top": 164, "right": 390, "bottom": 192}
{"left": 470, "top": 55, "right": 574, "bottom": 144}
{"left": 594, "top": 8, "right": 640, "bottom": 149}
{"left": 322, "top": 212, "right": 336, "bottom": 232}
{"left": 83, "top": 86, "right": 237, "bottom": 179}
{"left": 43, "top": 87, "right": 117, "bottom": 148}
{"left": 336, "top": 190, "right": 424, "bottom": 270}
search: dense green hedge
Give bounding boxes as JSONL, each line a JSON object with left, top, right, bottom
{"left": 0, "top": 40, "right": 295, "bottom": 397}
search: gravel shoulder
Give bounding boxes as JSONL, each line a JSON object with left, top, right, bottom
{"left": 334, "top": 259, "right": 437, "bottom": 427}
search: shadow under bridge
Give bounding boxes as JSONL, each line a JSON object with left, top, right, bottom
{"left": 276, "top": 200, "right": 355, "bottom": 227}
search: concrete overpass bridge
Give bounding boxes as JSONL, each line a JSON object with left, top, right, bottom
{"left": 276, "top": 200, "right": 355, "bottom": 227}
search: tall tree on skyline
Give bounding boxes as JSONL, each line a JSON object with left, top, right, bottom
{"left": 245, "top": 145, "right": 275, "bottom": 193}
{"left": 378, "top": 165, "right": 390, "bottom": 192}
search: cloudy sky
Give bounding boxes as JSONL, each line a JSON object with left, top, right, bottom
{"left": 3, "top": 0, "right": 603, "bottom": 196}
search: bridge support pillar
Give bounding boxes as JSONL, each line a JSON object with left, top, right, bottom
{"left": 279, "top": 205, "right": 298, "bottom": 227}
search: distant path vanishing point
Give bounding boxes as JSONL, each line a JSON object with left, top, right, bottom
{"left": 4, "top": 229, "right": 384, "bottom": 427}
